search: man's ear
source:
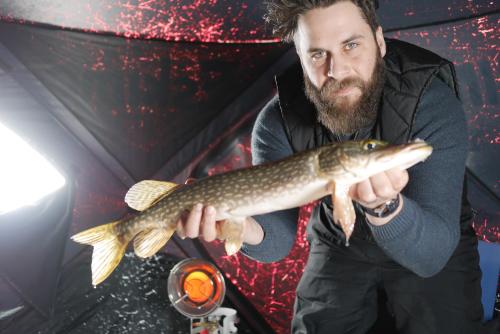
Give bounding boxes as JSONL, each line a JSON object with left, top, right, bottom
{"left": 375, "top": 26, "right": 386, "bottom": 57}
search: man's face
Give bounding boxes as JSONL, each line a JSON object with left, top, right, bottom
{"left": 294, "top": 2, "right": 387, "bottom": 134}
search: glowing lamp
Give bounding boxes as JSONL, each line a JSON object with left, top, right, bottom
{"left": 183, "top": 270, "right": 215, "bottom": 304}
{"left": 168, "top": 258, "right": 225, "bottom": 318}
{"left": 0, "top": 122, "right": 66, "bottom": 215}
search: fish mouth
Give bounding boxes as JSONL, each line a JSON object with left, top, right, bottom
{"left": 376, "top": 140, "right": 433, "bottom": 170}
{"left": 404, "top": 140, "right": 433, "bottom": 157}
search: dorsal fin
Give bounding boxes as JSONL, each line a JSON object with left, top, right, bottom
{"left": 125, "top": 180, "right": 179, "bottom": 211}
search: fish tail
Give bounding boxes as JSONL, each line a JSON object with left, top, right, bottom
{"left": 71, "top": 221, "right": 131, "bottom": 286}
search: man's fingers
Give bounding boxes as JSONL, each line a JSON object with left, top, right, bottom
{"left": 176, "top": 204, "right": 218, "bottom": 242}
{"left": 348, "top": 185, "right": 357, "bottom": 198}
{"left": 185, "top": 203, "right": 203, "bottom": 238}
{"left": 370, "top": 172, "right": 397, "bottom": 199}
{"left": 351, "top": 169, "right": 408, "bottom": 209}
{"left": 201, "top": 206, "right": 217, "bottom": 242}
{"left": 386, "top": 168, "right": 409, "bottom": 192}
{"left": 356, "top": 179, "right": 377, "bottom": 203}
{"left": 176, "top": 219, "right": 186, "bottom": 239}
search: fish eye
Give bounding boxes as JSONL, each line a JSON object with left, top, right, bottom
{"left": 364, "top": 141, "right": 377, "bottom": 151}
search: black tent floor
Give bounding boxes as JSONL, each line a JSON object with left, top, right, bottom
{"left": 0, "top": 250, "right": 256, "bottom": 334}
{"left": 2, "top": 248, "right": 498, "bottom": 333}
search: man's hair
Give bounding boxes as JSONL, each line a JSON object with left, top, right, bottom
{"left": 264, "top": 0, "right": 380, "bottom": 42}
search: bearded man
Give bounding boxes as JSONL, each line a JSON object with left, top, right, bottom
{"left": 176, "top": 1, "right": 483, "bottom": 333}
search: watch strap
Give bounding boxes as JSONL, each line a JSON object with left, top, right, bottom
{"left": 362, "top": 194, "right": 401, "bottom": 218}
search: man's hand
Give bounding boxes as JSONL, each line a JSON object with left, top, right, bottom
{"left": 175, "top": 178, "right": 264, "bottom": 245}
{"left": 349, "top": 167, "right": 408, "bottom": 225}
{"left": 175, "top": 205, "right": 264, "bottom": 245}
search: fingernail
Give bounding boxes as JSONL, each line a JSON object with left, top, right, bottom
{"left": 195, "top": 203, "right": 202, "bottom": 211}
{"left": 206, "top": 206, "right": 215, "bottom": 215}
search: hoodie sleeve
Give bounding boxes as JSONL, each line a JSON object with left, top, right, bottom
{"left": 367, "top": 78, "right": 467, "bottom": 277}
{"left": 240, "top": 96, "right": 300, "bottom": 262}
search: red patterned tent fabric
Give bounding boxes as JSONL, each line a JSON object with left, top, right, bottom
{"left": 0, "top": 1, "right": 498, "bottom": 333}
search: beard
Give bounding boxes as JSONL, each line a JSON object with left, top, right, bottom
{"left": 304, "top": 51, "right": 385, "bottom": 135}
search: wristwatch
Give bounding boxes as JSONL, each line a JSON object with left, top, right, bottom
{"left": 362, "top": 194, "right": 401, "bottom": 218}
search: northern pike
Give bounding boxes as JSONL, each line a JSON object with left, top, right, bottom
{"left": 72, "top": 139, "right": 432, "bottom": 285}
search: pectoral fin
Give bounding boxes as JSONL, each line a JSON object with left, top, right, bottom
{"left": 328, "top": 181, "right": 356, "bottom": 246}
{"left": 133, "top": 227, "right": 175, "bottom": 258}
{"left": 125, "top": 180, "right": 180, "bottom": 211}
{"left": 217, "top": 218, "right": 245, "bottom": 256}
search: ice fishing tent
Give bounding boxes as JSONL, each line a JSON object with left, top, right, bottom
{"left": 0, "top": 1, "right": 498, "bottom": 333}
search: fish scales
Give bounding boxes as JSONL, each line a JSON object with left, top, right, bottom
{"left": 114, "top": 149, "right": 336, "bottom": 258}
{"left": 71, "top": 139, "right": 433, "bottom": 285}
{"left": 124, "top": 149, "right": 328, "bottom": 233}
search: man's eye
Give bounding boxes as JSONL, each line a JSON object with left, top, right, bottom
{"left": 311, "top": 52, "right": 325, "bottom": 61}
{"left": 345, "top": 42, "right": 359, "bottom": 50}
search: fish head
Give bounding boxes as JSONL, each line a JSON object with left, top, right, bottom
{"left": 318, "top": 139, "right": 433, "bottom": 184}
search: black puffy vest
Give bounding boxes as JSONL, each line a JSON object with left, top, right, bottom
{"left": 274, "top": 39, "right": 472, "bottom": 244}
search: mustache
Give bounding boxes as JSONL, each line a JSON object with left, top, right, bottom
{"left": 320, "top": 77, "right": 364, "bottom": 96}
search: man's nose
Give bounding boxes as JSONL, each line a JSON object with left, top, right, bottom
{"left": 327, "top": 55, "right": 350, "bottom": 80}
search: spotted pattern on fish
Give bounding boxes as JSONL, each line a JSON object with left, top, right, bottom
{"left": 72, "top": 139, "right": 433, "bottom": 285}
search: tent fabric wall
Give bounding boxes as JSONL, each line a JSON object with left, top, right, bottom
{"left": 0, "top": 22, "right": 289, "bottom": 182}
{"left": 0, "top": 1, "right": 498, "bottom": 333}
